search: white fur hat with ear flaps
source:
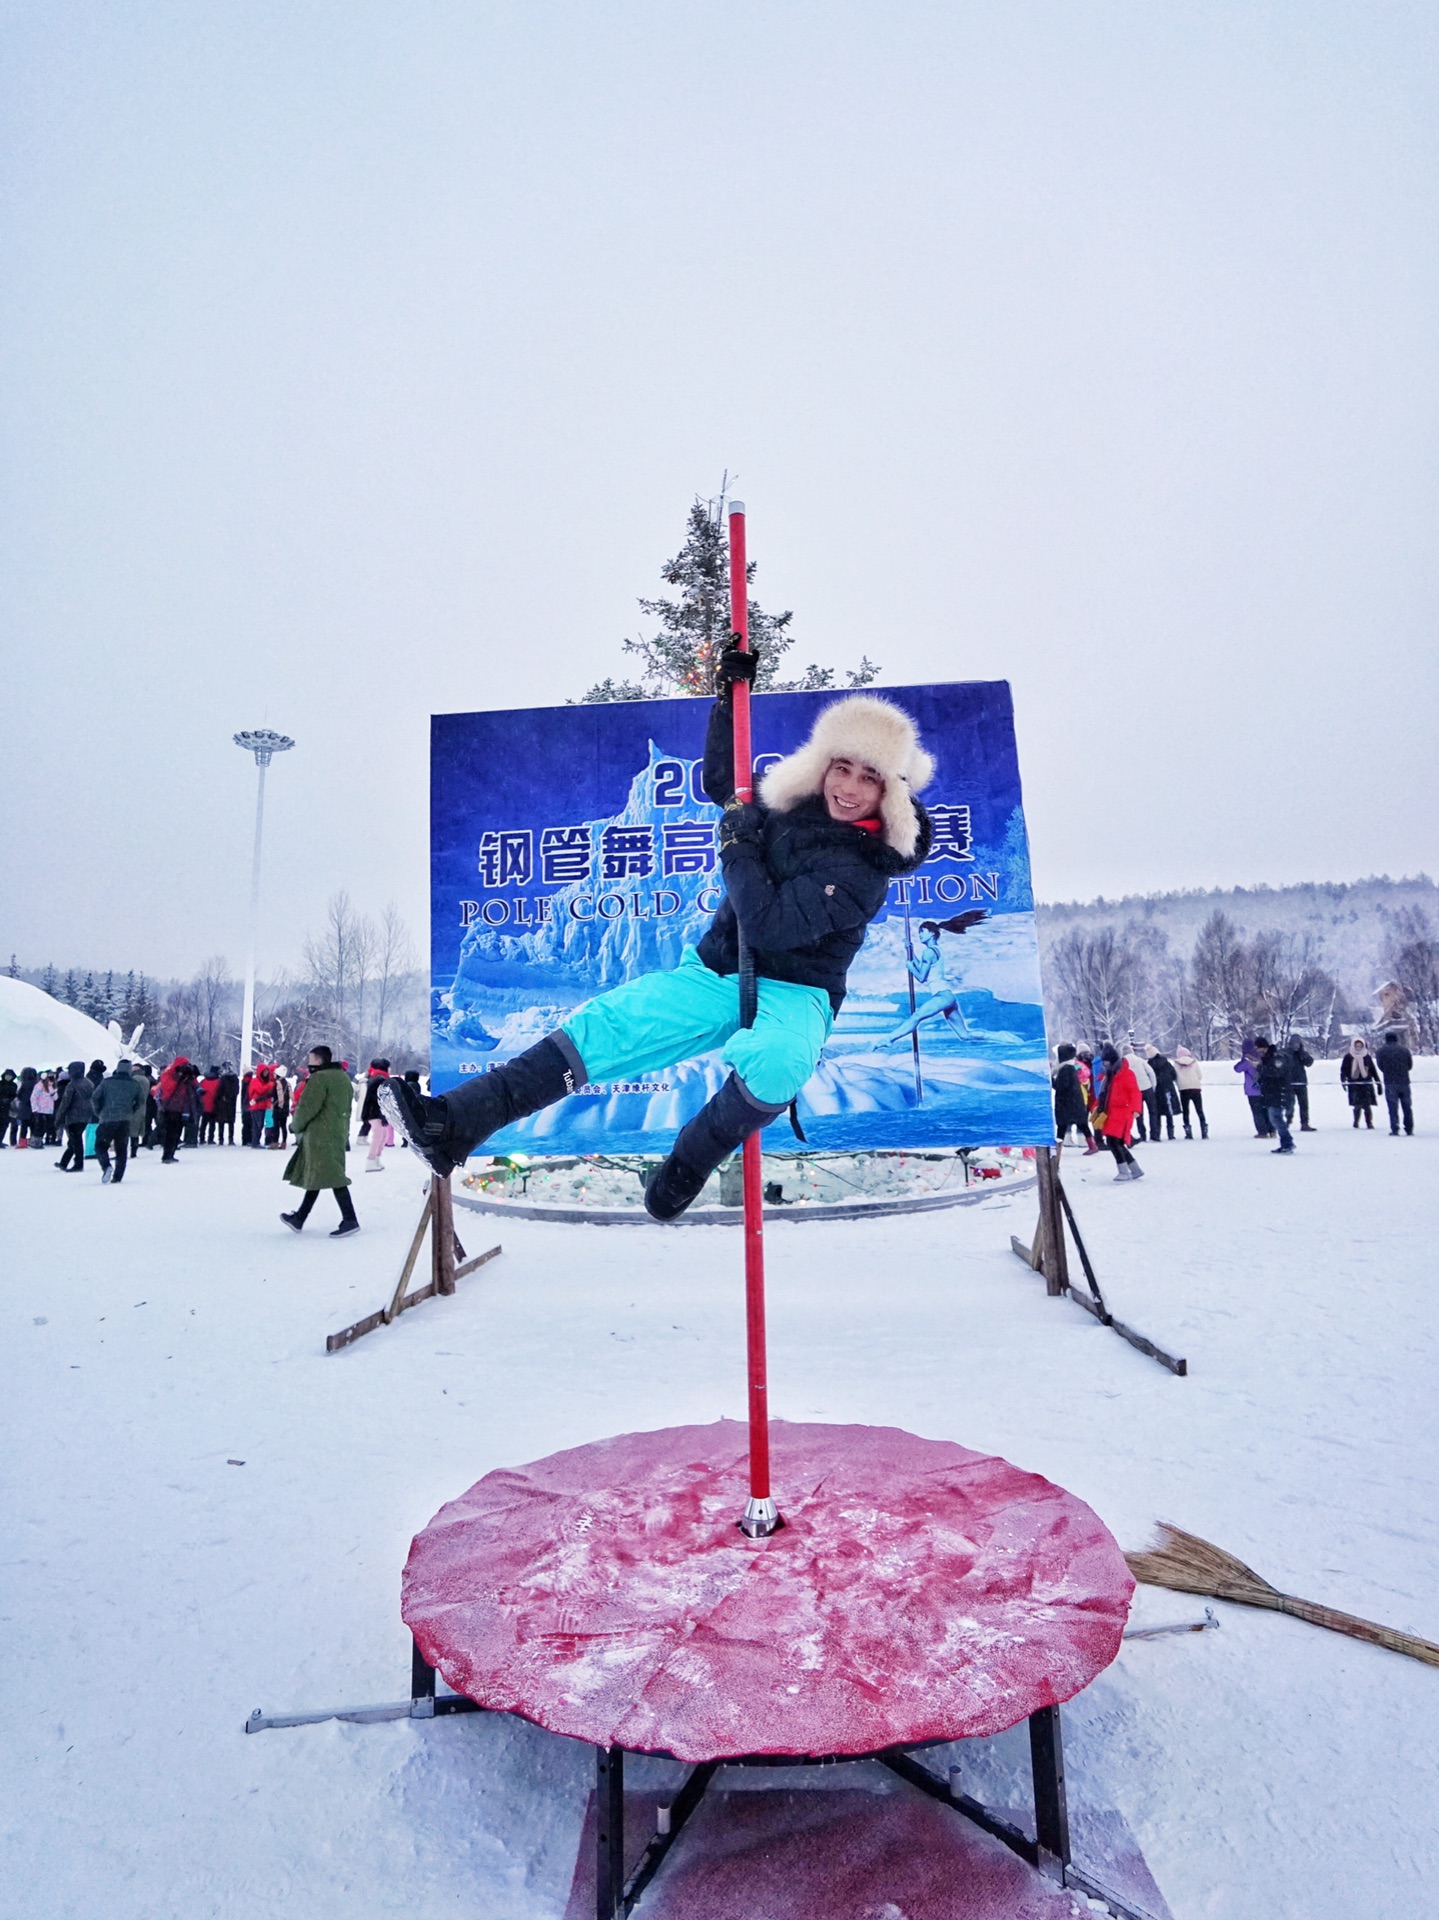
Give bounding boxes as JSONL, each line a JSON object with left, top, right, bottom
{"left": 756, "top": 693, "right": 935, "bottom": 859}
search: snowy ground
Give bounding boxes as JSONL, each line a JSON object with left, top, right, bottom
{"left": 3, "top": 1070, "right": 1437, "bottom": 1918}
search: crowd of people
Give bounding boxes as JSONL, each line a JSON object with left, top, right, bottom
{"left": 3, "top": 1024, "right": 1421, "bottom": 1224}
{"left": 1052, "top": 1032, "right": 1418, "bottom": 1179}
{"left": 0, "top": 1053, "right": 426, "bottom": 1234}
{"left": 0, "top": 1058, "right": 299, "bottom": 1173}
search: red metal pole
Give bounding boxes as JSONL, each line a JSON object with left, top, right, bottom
{"left": 727, "top": 502, "right": 778, "bottom": 1538}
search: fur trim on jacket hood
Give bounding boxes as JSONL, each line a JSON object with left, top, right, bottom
{"left": 756, "top": 694, "right": 935, "bottom": 859}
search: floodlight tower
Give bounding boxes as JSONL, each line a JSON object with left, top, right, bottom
{"left": 233, "top": 729, "right": 295, "bottom": 1074}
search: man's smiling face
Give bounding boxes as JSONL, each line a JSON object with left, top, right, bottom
{"left": 823, "top": 756, "right": 884, "bottom": 823}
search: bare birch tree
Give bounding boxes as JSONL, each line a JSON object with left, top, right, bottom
{"left": 371, "top": 903, "right": 416, "bottom": 1053}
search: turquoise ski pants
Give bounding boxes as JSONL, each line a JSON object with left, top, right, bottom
{"left": 561, "top": 947, "right": 833, "bottom": 1110}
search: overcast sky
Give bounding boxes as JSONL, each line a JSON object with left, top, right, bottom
{"left": 3, "top": 2, "right": 1436, "bottom": 982}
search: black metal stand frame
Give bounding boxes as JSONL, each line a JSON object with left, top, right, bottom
{"left": 402, "top": 1643, "right": 1158, "bottom": 1920}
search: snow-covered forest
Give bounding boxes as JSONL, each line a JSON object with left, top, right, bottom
{"left": 1037, "top": 876, "right": 1438, "bottom": 1055}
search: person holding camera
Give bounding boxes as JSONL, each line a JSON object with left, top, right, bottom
{"left": 157, "top": 1057, "right": 200, "bottom": 1163}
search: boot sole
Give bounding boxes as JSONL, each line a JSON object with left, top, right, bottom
{"left": 378, "top": 1084, "right": 456, "bottom": 1180}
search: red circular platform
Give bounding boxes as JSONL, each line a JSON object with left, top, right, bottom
{"left": 401, "top": 1420, "right": 1133, "bottom": 1763}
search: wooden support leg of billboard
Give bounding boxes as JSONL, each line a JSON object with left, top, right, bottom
{"left": 1011, "top": 1147, "right": 1068, "bottom": 1294}
{"left": 326, "top": 1176, "right": 502, "bottom": 1353}
{"left": 432, "top": 1174, "right": 459, "bottom": 1295}
{"left": 1036, "top": 1147, "right": 1069, "bottom": 1295}
{"left": 1009, "top": 1148, "right": 1188, "bottom": 1376}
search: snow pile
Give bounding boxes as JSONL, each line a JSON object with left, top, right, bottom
{"left": 0, "top": 975, "right": 128, "bottom": 1072}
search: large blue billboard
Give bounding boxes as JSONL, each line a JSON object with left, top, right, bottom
{"left": 430, "top": 683, "right": 1052, "bottom": 1153}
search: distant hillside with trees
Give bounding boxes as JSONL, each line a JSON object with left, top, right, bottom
{"left": 1037, "top": 875, "right": 1439, "bottom": 1056}
{"left": 13, "top": 872, "right": 1437, "bottom": 1069}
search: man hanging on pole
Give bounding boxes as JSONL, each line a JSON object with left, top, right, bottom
{"left": 382, "top": 661, "right": 935, "bottom": 1219}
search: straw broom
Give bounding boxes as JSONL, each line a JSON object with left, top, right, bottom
{"left": 1126, "top": 1523, "right": 1439, "bottom": 1670}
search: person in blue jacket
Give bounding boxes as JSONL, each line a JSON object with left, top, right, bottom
{"left": 384, "top": 652, "right": 935, "bottom": 1218}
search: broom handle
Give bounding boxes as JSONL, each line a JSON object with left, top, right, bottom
{"left": 1203, "top": 1581, "right": 1439, "bottom": 1668}
{"left": 1274, "top": 1592, "right": 1439, "bottom": 1667}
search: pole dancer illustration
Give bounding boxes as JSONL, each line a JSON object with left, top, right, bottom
{"left": 883, "top": 911, "right": 989, "bottom": 1051}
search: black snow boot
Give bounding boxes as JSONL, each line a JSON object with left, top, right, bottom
{"left": 329, "top": 1188, "right": 360, "bottom": 1237}
{"left": 380, "top": 1036, "right": 579, "bottom": 1179}
{"left": 644, "top": 1074, "right": 782, "bottom": 1222}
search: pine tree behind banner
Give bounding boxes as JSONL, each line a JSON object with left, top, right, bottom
{"left": 581, "top": 499, "right": 878, "bottom": 702}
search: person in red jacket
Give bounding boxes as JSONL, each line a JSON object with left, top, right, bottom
{"left": 157, "top": 1057, "right": 200, "bottom": 1164}
{"left": 247, "top": 1063, "right": 277, "bottom": 1149}
{"left": 1093, "top": 1043, "right": 1145, "bottom": 1182}
{"left": 198, "top": 1068, "right": 222, "bottom": 1145}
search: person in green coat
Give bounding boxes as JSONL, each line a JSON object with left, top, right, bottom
{"left": 280, "top": 1047, "right": 360, "bottom": 1236}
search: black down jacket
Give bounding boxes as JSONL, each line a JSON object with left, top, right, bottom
{"left": 1052, "top": 1062, "right": 1088, "bottom": 1131}
{"left": 91, "top": 1066, "right": 146, "bottom": 1125}
{"left": 1149, "top": 1051, "right": 1180, "bottom": 1109}
{"left": 55, "top": 1063, "right": 93, "bottom": 1128}
{"left": 1375, "top": 1041, "right": 1413, "bottom": 1087}
{"left": 1256, "top": 1049, "right": 1289, "bottom": 1104}
{"left": 698, "top": 696, "right": 932, "bottom": 1011}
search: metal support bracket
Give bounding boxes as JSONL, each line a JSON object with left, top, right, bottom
{"left": 881, "top": 1707, "right": 1160, "bottom": 1920}
{"left": 595, "top": 1746, "right": 719, "bottom": 1919}
{"left": 1029, "top": 1703, "right": 1070, "bottom": 1880}
{"left": 247, "top": 1644, "right": 1166, "bottom": 1920}
{"left": 244, "top": 1640, "right": 483, "bottom": 1735}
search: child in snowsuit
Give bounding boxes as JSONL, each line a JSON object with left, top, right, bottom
{"left": 384, "top": 655, "right": 935, "bottom": 1219}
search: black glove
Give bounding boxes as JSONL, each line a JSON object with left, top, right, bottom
{"left": 718, "top": 800, "right": 764, "bottom": 853}
{"left": 715, "top": 644, "right": 759, "bottom": 691}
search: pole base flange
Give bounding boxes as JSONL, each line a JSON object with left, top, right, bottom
{"left": 739, "top": 1496, "right": 782, "bottom": 1539}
